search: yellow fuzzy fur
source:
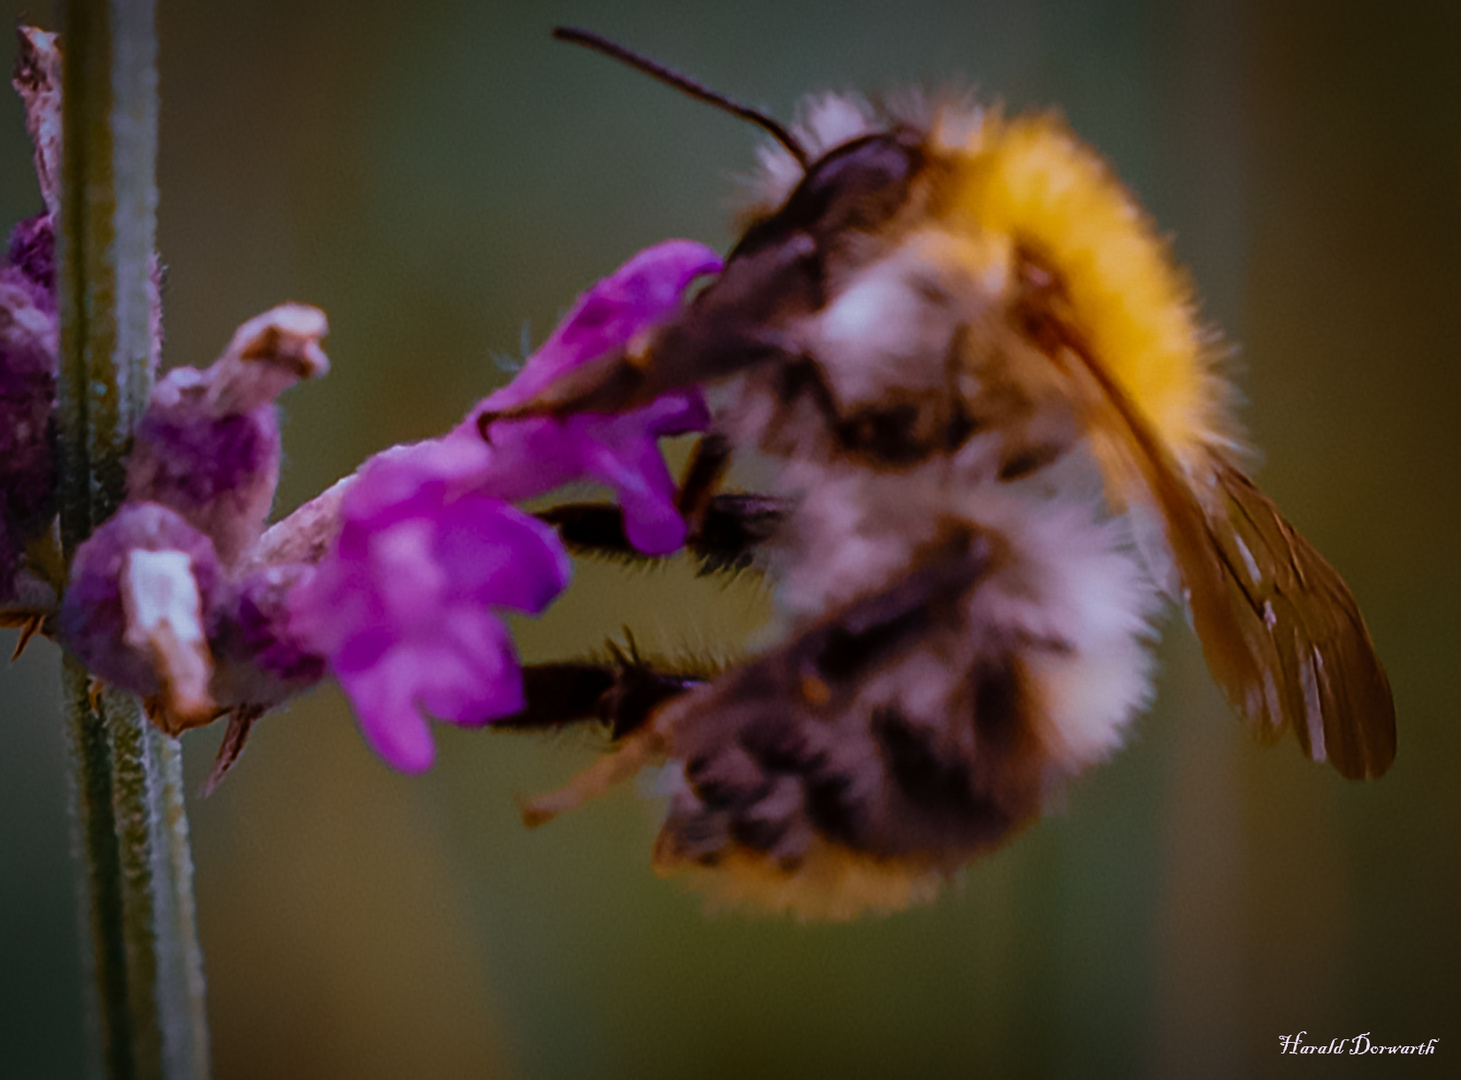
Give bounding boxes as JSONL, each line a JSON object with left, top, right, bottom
{"left": 949, "top": 112, "right": 1233, "bottom": 470}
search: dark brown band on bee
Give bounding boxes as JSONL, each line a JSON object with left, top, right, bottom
{"left": 651, "top": 531, "right": 1050, "bottom": 871}
{"left": 660, "top": 660, "right": 1046, "bottom": 870}
{"left": 768, "top": 352, "right": 980, "bottom": 469}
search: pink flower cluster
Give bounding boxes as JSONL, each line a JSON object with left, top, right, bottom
{"left": 59, "top": 240, "right": 721, "bottom": 775}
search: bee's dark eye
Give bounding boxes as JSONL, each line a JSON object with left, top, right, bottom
{"left": 731, "top": 133, "right": 923, "bottom": 260}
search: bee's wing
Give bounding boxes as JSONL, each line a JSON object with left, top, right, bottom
{"left": 1065, "top": 336, "right": 1395, "bottom": 780}
{"left": 1201, "top": 461, "right": 1395, "bottom": 778}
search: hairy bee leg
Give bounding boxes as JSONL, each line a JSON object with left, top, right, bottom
{"left": 493, "top": 658, "right": 705, "bottom": 740}
{"left": 518, "top": 531, "right": 997, "bottom": 854}
{"left": 537, "top": 492, "right": 785, "bottom": 575}
{"left": 673, "top": 530, "right": 993, "bottom": 731}
{"left": 520, "top": 729, "right": 665, "bottom": 828}
{"left": 535, "top": 432, "right": 776, "bottom": 572}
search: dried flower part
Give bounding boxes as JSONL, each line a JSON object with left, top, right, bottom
{"left": 12, "top": 27, "right": 61, "bottom": 218}
{"left": 119, "top": 548, "right": 214, "bottom": 725}
{"left": 61, "top": 503, "right": 225, "bottom": 705}
{"left": 127, "top": 303, "right": 328, "bottom": 563}
{"left": 0, "top": 214, "right": 57, "bottom": 601}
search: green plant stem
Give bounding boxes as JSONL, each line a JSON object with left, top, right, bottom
{"left": 56, "top": 1, "right": 211, "bottom": 1076}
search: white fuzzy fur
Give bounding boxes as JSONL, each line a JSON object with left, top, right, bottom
{"left": 761, "top": 439, "right": 1159, "bottom": 770}
{"left": 720, "top": 219, "right": 1165, "bottom": 775}
{"left": 745, "top": 92, "right": 987, "bottom": 213}
{"left": 813, "top": 228, "right": 1009, "bottom": 404}
{"left": 747, "top": 92, "right": 880, "bottom": 208}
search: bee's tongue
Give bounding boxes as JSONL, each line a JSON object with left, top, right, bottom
{"left": 482, "top": 346, "right": 652, "bottom": 421}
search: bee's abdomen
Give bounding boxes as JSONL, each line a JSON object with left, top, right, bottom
{"left": 650, "top": 483, "right": 1160, "bottom": 917}
{"left": 644, "top": 533, "right": 1050, "bottom": 915}
{"left": 656, "top": 646, "right": 1049, "bottom": 868}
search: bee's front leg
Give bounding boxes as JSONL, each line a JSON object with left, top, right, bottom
{"left": 537, "top": 434, "right": 785, "bottom": 575}
{"left": 538, "top": 493, "right": 783, "bottom": 576}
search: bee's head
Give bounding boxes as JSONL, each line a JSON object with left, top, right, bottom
{"left": 488, "top": 31, "right": 926, "bottom": 423}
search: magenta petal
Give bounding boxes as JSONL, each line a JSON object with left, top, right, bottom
{"left": 432, "top": 497, "right": 570, "bottom": 614}
{"left": 337, "top": 651, "right": 438, "bottom": 774}
{"left": 289, "top": 435, "right": 574, "bottom": 770}
{"left": 299, "top": 240, "right": 726, "bottom": 773}
{"left": 462, "top": 240, "right": 721, "bottom": 558}
{"left": 465, "top": 415, "right": 585, "bottom": 507}
{"left": 584, "top": 435, "right": 685, "bottom": 556}
{"left": 342, "top": 435, "right": 495, "bottom": 529}
{"left": 484, "top": 240, "right": 722, "bottom": 410}
{"left": 415, "top": 607, "right": 523, "bottom": 726}
{"left": 635, "top": 389, "right": 713, "bottom": 439}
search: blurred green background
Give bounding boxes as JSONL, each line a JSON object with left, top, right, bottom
{"left": 2, "top": 1, "right": 1458, "bottom": 1077}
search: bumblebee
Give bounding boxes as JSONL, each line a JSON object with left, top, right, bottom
{"left": 494, "top": 29, "right": 1395, "bottom": 919}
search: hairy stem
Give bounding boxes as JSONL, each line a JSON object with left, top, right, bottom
{"left": 56, "top": 1, "right": 211, "bottom": 1076}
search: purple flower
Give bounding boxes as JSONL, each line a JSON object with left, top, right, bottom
{"left": 289, "top": 441, "right": 570, "bottom": 772}
{"left": 127, "top": 304, "right": 329, "bottom": 563}
{"left": 57, "top": 305, "right": 332, "bottom": 732}
{"left": 289, "top": 239, "right": 721, "bottom": 772}
{"left": 2, "top": 30, "right": 62, "bottom": 599}
{"left": 7, "top": 213, "right": 55, "bottom": 309}
{"left": 473, "top": 239, "right": 721, "bottom": 554}
{"left": 60, "top": 503, "right": 225, "bottom": 720}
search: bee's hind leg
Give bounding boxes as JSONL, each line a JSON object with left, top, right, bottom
{"left": 496, "top": 643, "right": 714, "bottom": 828}
{"left": 495, "top": 642, "right": 707, "bottom": 741}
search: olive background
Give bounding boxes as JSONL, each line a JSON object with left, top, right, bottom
{"left": 2, "top": 1, "right": 1458, "bottom": 1077}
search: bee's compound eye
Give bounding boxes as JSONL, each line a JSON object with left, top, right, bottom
{"left": 732, "top": 134, "right": 923, "bottom": 261}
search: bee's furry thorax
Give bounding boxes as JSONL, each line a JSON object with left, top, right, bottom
{"left": 743, "top": 91, "right": 1241, "bottom": 476}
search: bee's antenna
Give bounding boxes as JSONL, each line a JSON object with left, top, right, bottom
{"left": 552, "top": 26, "right": 810, "bottom": 169}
